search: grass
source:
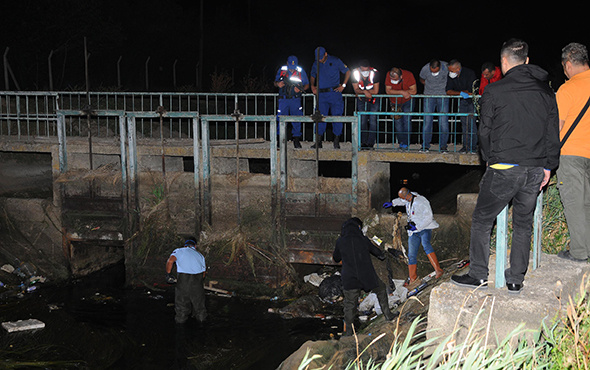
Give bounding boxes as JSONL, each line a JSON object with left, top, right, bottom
{"left": 300, "top": 274, "right": 590, "bottom": 369}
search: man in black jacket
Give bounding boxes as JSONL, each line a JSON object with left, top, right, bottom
{"left": 451, "top": 39, "right": 560, "bottom": 294}
{"left": 333, "top": 217, "right": 396, "bottom": 336}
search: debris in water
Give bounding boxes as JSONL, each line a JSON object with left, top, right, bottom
{"left": 2, "top": 319, "right": 45, "bottom": 332}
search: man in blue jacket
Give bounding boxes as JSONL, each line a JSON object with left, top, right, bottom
{"left": 451, "top": 39, "right": 560, "bottom": 294}
{"left": 310, "top": 46, "right": 350, "bottom": 149}
{"left": 333, "top": 217, "right": 396, "bottom": 336}
{"left": 274, "top": 55, "right": 309, "bottom": 148}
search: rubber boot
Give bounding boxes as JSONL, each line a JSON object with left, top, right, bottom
{"left": 404, "top": 264, "right": 419, "bottom": 289}
{"left": 427, "top": 252, "right": 444, "bottom": 278}
{"left": 311, "top": 135, "right": 322, "bottom": 149}
{"left": 375, "top": 284, "right": 397, "bottom": 321}
{"left": 333, "top": 135, "right": 340, "bottom": 149}
{"left": 293, "top": 136, "right": 302, "bottom": 149}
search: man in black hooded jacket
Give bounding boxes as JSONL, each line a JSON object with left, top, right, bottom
{"left": 451, "top": 39, "right": 560, "bottom": 294}
{"left": 333, "top": 217, "right": 396, "bottom": 336}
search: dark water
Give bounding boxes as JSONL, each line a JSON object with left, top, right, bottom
{"left": 0, "top": 264, "right": 340, "bottom": 369}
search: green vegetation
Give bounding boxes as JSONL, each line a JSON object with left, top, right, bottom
{"left": 299, "top": 274, "right": 590, "bottom": 369}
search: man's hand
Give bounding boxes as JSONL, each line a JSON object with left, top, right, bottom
{"left": 382, "top": 202, "right": 393, "bottom": 208}
{"left": 276, "top": 81, "right": 285, "bottom": 88}
{"left": 165, "top": 272, "right": 177, "bottom": 284}
{"left": 540, "top": 169, "right": 551, "bottom": 190}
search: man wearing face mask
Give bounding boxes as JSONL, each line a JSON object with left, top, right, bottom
{"left": 446, "top": 60, "right": 478, "bottom": 153}
{"left": 352, "top": 60, "right": 380, "bottom": 149}
{"left": 385, "top": 67, "right": 417, "bottom": 151}
{"left": 419, "top": 59, "right": 449, "bottom": 152}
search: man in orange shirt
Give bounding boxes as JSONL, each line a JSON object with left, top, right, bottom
{"left": 556, "top": 42, "right": 590, "bottom": 262}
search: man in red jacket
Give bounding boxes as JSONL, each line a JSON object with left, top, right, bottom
{"left": 478, "top": 62, "right": 502, "bottom": 94}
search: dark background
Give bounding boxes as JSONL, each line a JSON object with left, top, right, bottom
{"left": 1, "top": 0, "right": 587, "bottom": 92}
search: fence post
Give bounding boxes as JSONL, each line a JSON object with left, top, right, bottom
{"left": 495, "top": 205, "right": 508, "bottom": 288}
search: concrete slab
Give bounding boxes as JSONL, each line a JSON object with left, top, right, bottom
{"left": 427, "top": 253, "right": 590, "bottom": 345}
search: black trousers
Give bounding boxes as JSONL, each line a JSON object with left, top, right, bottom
{"left": 468, "top": 166, "right": 543, "bottom": 285}
{"left": 343, "top": 278, "right": 392, "bottom": 334}
{"left": 175, "top": 272, "right": 207, "bottom": 324}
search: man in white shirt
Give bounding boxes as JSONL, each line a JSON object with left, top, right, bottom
{"left": 383, "top": 187, "right": 444, "bottom": 287}
{"left": 166, "top": 238, "right": 207, "bottom": 324}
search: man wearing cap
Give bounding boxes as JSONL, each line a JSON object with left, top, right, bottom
{"left": 385, "top": 67, "right": 417, "bottom": 151}
{"left": 310, "top": 46, "right": 350, "bottom": 149}
{"left": 352, "top": 60, "right": 380, "bottom": 149}
{"left": 166, "top": 238, "right": 207, "bottom": 324}
{"left": 274, "top": 55, "right": 310, "bottom": 148}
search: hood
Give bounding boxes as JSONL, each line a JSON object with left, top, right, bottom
{"left": 340, "top": 218, "right": 363, "bottom": 237}
{"left": 504, "top": 64, "right": 549, "bottom": 83}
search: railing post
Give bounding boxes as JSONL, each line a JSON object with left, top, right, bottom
{"left": 495, "top": 205, "right": 508, "bottom": 288}
{"left": 532, "top": 190, "right": 543, "bottom": 270}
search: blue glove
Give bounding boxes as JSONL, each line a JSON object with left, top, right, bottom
{"left": 382, "top": 202, "right": 393, "bottom": 208}
{"left": 460, "top": 91, "right": 470, "bottom": 99}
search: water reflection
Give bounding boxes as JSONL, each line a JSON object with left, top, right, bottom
{"left": 0, "top": 264, "right": 339, "bottom": 369}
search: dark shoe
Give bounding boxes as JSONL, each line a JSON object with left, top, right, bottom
{"left": 451, "top": 274, "right": 488, "bottom": 289}
{"left": 384, "top": 311, "right": 399, "bottom": 321}
{"left": 293, "top": 137, "right": 302, "bottom": 149}
{"left": 419, "top": 148, "right": 429, "bottom": 153}
{"left": 440, "top": 147, "right": 448, "bottom": 153}
{"left": 507, "top": 283, "right": 523, "bottom": 294}
{"left": 333, "top": 136, "right": 340, "bottom": 149}
{"left": 557, "top": 250, "right": 588, "bottom": 262}
{"left": 458, "top": 147, "right": 467, "bottom": 153}
{"left": 311, "top": 138, "right": 322, "bottom": 149}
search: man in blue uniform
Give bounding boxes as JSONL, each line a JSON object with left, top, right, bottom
{"left": 274, "top": 55, "right": 309, "bottom": 148}
{"left": 166, "top": 238, "right": 207, "bottom": 324}
{"left": 310, "top": 46, "right": 350, "bottom": 149}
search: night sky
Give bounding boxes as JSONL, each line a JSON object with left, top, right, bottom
{"left": 1, "top": 1, "right": 588, "bottom": 92}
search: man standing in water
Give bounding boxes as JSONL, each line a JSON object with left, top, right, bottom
{"left": 166, "top": 238, "right": 207, "bottom": 325}
{"left": 333, "top": 217, "right": 397, "bottom": 337}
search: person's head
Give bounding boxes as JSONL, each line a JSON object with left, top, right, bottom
{"left": 448, "top": 59, "right": 462, "bottom": 78}
{"left": 429, "top": 59, "right": 441, "bottom": 75}
{"left": 481, "top": 62, "right": 496, "bottom": 79}
{"left": 389, "top": 67, "right": 402, "bottom": 83}
{"left": 350, "top": 217, "right": 363, "bottom": 229}
{"left": 184, "top": 238, "right": 197, "bottom": 247}
{"left": 287, "top": 55, "right": 298, "bottom": 71}
{"left": 315, "top": 46, "right": 327, "bottom": 63}
{"left": 359, "top": 59, "right": 371, "bottom": 73}
{"left": 500, "top": 38, "right": 529, "bottom": 74}
{"left": 561, "top": 42, "right": 589, "bottom": 79}
{"left": 398, "top": 187, "right": 412, "bottom": 201}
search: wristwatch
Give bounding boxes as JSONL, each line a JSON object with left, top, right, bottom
{"left": 341, "top": 83, "right": 346, "bottom": 88}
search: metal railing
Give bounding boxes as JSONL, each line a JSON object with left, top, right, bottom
{"left": 1, "top": 91, "right": 478, "bottom": 149}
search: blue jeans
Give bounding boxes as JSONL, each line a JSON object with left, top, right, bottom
{"left": 277, "top": 98, "right": 303, "bottom": 137}
{"left": 408, "top": 229, "right": 434, "bottom": 265}
{"left": 317, "top": 91, "right": 344, "bottom": 136}
{"left": 468, "top": 166, "right": 544, "bottom": 285}
{"left": 423, "top": 97, "right": 449, "bottom": 150}
{"left": 357, "top": 97, "right": 379, "bottom": 146}
{"left": 459, "top": 100, "right": 477, "bottom": 151}
{"left": 394, "top": 100, "right": 413, "bottom": 148}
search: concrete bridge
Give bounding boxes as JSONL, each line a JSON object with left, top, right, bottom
{"left": 0, "top": 91, "right": 482, "bottom": 278}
